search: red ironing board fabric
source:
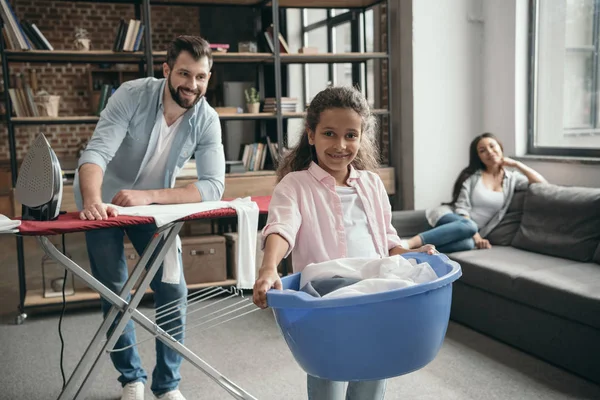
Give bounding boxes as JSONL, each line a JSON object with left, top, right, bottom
{"left": 17, "top": 196, "right": 271, "bottom": 236}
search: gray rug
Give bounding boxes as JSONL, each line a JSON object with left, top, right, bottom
{"left": 1, "top": 298, "right": 599, "bottom": 400}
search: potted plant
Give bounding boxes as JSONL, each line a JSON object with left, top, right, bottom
{"left": 244, "top": 87, "right": 260, "bottom": 113}
{"left": 73, "top": 27, "right": 91, "bottom": 51}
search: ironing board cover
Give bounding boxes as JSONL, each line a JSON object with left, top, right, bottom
{"left": 17, "top": 196, "right": 271, "bottom": 236}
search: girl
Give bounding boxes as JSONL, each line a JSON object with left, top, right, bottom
{"left": 253, "top": 86, "right": 433, "bottom": 400}
{"left": 401, "top": 133, "right": 547, "bottom": 253}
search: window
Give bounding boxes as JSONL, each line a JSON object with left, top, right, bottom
{"left": 529, "top": 0, "right": 600, "bottom": 157}
{"left": 301, "top": 8, "right": 375, "bottom": 105}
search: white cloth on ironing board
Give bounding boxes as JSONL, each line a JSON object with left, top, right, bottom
{"left": 112, "top": 197, "right": 259, "bottom": 288}
{"left": 0, "top": 214, "right": 21, "bottom": 233}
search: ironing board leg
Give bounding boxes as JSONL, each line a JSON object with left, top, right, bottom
{"left": 40, "top": 230, "right": 166, "bottom": 400}
{"left": 72, "top": 223, "right": 183, "bottom": 399}
{"left": 39, "top": 222, "right": 258, "bottom": 400}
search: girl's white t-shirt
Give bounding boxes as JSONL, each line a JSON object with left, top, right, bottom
{"left": 335, "top": 185, "right": 380, "bottom": 259}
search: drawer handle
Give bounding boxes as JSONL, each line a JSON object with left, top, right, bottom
{"left": 190, "top": 248, "right": 215, "bottom": 256}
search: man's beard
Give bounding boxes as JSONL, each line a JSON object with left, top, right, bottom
{"left": 168, "top": 73, "right": 202, "bottom": 109}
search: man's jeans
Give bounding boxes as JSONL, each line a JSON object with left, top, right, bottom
{"left": 419, "top": 212, "right": 478, "bottom": 253}
{"left": 85, "top": 223, "right": 187, "bottom": 396}
{"left": 307, "top": 375, "right": 387, "bottom": 400}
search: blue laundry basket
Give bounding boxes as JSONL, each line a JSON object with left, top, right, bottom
{"left": 266, "top": 253, "right": 462, "bottom": 381}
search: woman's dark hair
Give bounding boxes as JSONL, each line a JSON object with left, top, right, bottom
{"left": 276, "top": 86, "right": 379, "bottom": 182}
{"left": 445, "top": 132, "right": 504, "bottom": 206}
{"left": 166, "top": 35, "right": 213, "bottom": 70}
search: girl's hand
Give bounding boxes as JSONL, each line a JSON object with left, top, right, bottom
{"left": 253, "top": 266, "right": 282, "bottom": 309}
{"left": 415, "top": 244, "right": 437, "bottom": 255}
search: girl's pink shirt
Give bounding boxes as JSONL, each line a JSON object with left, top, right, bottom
{"left": 262, "top": 162, "right": 403, "bottom": 273}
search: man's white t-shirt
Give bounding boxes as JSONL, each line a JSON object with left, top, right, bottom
{"left": 335, "top": 185, "right": 380, "bottom": 259}
{"left": 134, "top": 113, "right": 184, "bottom": 190}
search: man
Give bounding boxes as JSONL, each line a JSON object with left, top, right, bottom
{"left": 74, "top": 35, "right": 225, "bottom": 400}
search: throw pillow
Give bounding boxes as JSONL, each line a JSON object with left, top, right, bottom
{"left": 511, "top": 183, "right": 600, "bottom": 262}
{"left": 487, "top": 190, "right": 526, "bottom": 246}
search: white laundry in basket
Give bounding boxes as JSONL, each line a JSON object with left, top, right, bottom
{"left": 300, "top": 255, "right": 438, "bottom": 299}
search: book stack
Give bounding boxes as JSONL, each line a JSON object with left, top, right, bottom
{"left": 0, "top": 0, "right": 53, "bottom": 50}
{"left": 241, "top": 137, "right": 280, "bottom": 171}
{"left": 263, "top": 97, "right": 297, "bottom": 113}
{"left": 8, "top": 71, "right": 40, "bottom": 117}
{"left": 113, "top": 19, "right": 144, "bottom": 52}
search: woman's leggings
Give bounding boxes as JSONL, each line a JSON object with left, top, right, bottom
{"left": 419, "top": 213, "right": 478, "bottom": 253}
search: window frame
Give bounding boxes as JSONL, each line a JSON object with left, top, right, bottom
{"left": 527, "top": 0, "right": 600, "bottom": 158}
{"left": 301, "top": 8, "right": 365, "bottom": 102}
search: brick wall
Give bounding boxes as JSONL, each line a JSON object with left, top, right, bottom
{"left": 0, "top": 0, "right": 201, "bottom": 164}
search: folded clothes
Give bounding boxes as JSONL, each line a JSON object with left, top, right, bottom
{"left": 299, "top": 255, "right": 438, "bottom": 299}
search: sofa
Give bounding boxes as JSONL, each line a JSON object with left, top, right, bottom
{"left": 391, "top": 183, "right": 600, "bottom": 385}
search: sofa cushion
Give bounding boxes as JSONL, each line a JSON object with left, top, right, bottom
{"left": 594, "top": 243, "right": 600, "bottom": 265}
{"left": 514, "top": 263, "right": 600, "bottom": 330}
{"left": 449, "top": 247, "right": 600, "bottom": 330}
{"left": 487, "top": 190, "right": 526, "bottom": 246}
{"left": 511, "top": 184, "right": 600, "bottom": 262}
{"left": 449, "top": 247, "right": 569, "bottom": 297}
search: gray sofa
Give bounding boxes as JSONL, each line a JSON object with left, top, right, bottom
{"left": 391, "top": 183, "right": 600, "bottom": 384}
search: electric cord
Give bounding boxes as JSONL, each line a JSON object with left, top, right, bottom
{"left": 58, "top": 234, "right": 67, "bottom": 389}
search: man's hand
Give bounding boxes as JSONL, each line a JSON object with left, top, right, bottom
{"left": 112, "top": 190, "right": 154, "bottom": 207}
{"left": 253, "top": 265, "right": 282, "bottom": 309}
{"left": 80, "top": 202, "right": 119, "bottom": 220}
{"left": 473, "top": 233, "right": 492, "bottom": 249}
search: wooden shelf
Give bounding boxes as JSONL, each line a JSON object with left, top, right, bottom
{"left": 282, "top": 109, "right": 388, "bottom": 118}
{"left": 219, "top": 112, "right": 276, "bottom": 120}
{"left": 12, "top": 116, "right": 100, "bottom": 125}
{"left": 24, "top": 279, "right": 238, "bottom": 308}
{"left": 150, "top": 0, "right": 384, "bottom": 7}
{"left": 4, "top": 50, "right": 145, "bottom": 64}
{"left": 153, "top": 51, "right": 273, "bottom": 63}
{"left": 280, "top": 52, "right": 387, "bottom": 63}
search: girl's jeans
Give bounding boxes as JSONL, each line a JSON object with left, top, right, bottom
{"left": 307, "top": 375, "right": 387, "bottom": 400}
{"left": 419, "top": 212, "right": 478, "bottom": 253}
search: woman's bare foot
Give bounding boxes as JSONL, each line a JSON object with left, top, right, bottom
{"left": 406, "top": 236, "right": 423, "bottom": 249}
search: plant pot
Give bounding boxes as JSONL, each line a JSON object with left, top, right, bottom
{"left": 247, "top": 102, "right": 260, "bottom": 114}
{"left": 74, "top": 38, "right": 91, "bottom": 51}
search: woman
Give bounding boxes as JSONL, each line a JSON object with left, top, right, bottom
{"left": 402, "top": 133, "right": 547, "bottom": 253}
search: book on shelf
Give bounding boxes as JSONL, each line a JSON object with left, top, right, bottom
{"left": 7, "top": 71, "right": 39, "bottom": 118}
{"left": 96, "top": 84, "right": 114, "bottom": 116}
{"left": 263, "top": 97, "right": 298, "bottom": 113}
{"left": 263, "top": 24, "right": 290, "bottom": 54}
{"left": 0, "top": 0, "right": 52, "bottom": 50}
{"left": 241, "top": 138, "right": 281, "bottom": 172}
{"left": 113, "top": 19, "right": 144, "bottom": 52}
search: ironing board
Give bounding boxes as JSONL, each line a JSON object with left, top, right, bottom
{"left": 14, "top": 196, "right": 270, "bottom": 400}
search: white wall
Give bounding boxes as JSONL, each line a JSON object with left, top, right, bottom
{"left": 412, "top": 0, "right": 484, "bottom": 209}
{"left": 410, "top": 0, "right": 600, "bottom": 211}
{"left": 480, "top": 0, "right": 600, "bottom": 188}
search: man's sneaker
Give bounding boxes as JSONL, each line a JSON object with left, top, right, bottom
{"left": 122, "top": 381, "right": 144, "bottom": 400}
{"left": 155, "top": 389, "right": 186, "bottom": 400}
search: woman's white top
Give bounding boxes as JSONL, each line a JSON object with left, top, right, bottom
{"left": 469, "top": 179, "right": 505, "bottom": 228}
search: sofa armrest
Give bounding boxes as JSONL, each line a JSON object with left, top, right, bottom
{"left": 391, "top": 210, "right": 430, "bottom": 238}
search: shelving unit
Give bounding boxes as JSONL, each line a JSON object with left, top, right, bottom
{"left": 0, "top": 0, "right": 392, "bottom": 319}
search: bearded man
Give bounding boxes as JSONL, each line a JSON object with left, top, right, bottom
{"left": 74, "top": 35, "right": 224, "bottom": 400}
